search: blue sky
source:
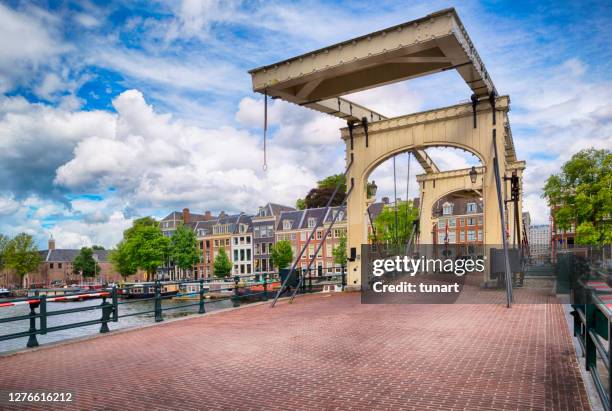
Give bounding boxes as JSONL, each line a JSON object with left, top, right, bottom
{"left": 0, "top": 0, "right": 610, "bottom": 249}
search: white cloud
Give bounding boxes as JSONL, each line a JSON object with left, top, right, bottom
{"left": 0, "top": 194, "right": 19, "bottom": 216}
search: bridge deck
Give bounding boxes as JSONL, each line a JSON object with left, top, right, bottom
{"left": 1, "top": 293, "right": 590, "bottom": 410}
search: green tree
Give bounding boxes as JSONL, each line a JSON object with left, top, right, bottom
{"left": 373, "top": 200, "right": 419, "bottom": 246}
{"left": 92, "top": 245, "right": 105, "bottom": 250}
{"left": 73, "top": 247, "right": 101, "bottom": 278}
{"left": 110, "top": 240, "right": 137, "bottom": 280}
{"left": 543, "top": 148, "right": 612, "bottom": 245}
{"left": 0, "top": 233, "right": 9, "bottom": 271}
{"left": 170, "top": 224, "right": 199, "bottom": 274}
{"left": 5, "top": 233, "right": 41, "bottom": 287}
{"left": 213, "top": 248, "right": 232, "bottom": 278}
{"left": 270, "top": 240, "right": 293, "bottom": 270}
{"left": 123, "top": 217, "right": 170, "bottom": 281}
{"left": 296, "top": 174, "right": 347, "bottom": 209}
{"left": 332, "top": 231, "right": 347, "bottom": 266}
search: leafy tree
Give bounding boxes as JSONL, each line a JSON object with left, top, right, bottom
{"left": 296, "top": 174, "right": 346, "bottom": 209}
{"left": 110, "top": 240, "right": 137, "bottom": 280}
{"left": 372, "top": 200, "right": 419, "bottom": 246}
{"left": 123, "top": 217, "right": 170, "bottom": 281}
{"left": 0, "top": 233, "right": 9, "bottom": 271}
{"left": 270, "top": 240, "right": 293, "bottom": 270}
{"left": 170, "top": 224, "right": 199, "bottom": 274}
{"left": 73, "top": 247, "right": 101, "bottom": 278}
{"left": 5, "top": 233, "right": 41, "bottom": 287}
{"left": 332, "top": 231, "right": 347, "bottom": 266}
{"left": 543, "top": 148, "right": 612, "bottom": 245}
{"left": 213, "top": 248, "right": 232, "bottom": 278}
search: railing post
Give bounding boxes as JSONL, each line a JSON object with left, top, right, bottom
{"left": 341, "top": 264, "right": 346, "bottom": 291}
{"left": 199, "top": 279, "right": 206, "bottom": 314}
{"left": 300, "top": 270, "right": 306, "bottom": 293}
{"left": 112, "top": 286, "right": 118, "bottom": 322}
{"left": 233, "top": 276, "right": 240, "bottom": 307}
{"left": 39, "top": 295, "right": 47, "bottom": 335}
{"left": 100, "top": 293, "right": 111, "bottom": 333}
{"left": 585, "top": 300, "right": 596, "bottom": 371}
{"left": 308, "top": 269, "right": 313, "bottom": 292}
{"left": 26, "top": 300, "right": 39, "bottom": 348}
{"left": 155, "top": 280, "right": 163, "bottom": 322}
{"left": 263, "top": 273, "right": 268, "bottom": 301}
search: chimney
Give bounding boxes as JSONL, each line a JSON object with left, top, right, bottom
{"left": 204, "top": 210, "right": 212, "bottom": 221}
{"left": 382, "top": 197, "right": 390, "bottom": 204}
{"left": 48, "top": 236, "right": 56, "bottom": 250}
{"left": 182, "top": 208, "right": 190, "bottom": 224}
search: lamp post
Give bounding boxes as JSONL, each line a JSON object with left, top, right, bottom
{"left": 469, "top": 166, "right": 478, "bottom": 184}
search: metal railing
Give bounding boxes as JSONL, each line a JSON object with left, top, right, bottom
{"left": 0, "top": 273, "right": 277, "bottom": 350}
{"left": 571, "top": 254, "right": 612, "bottom": 411}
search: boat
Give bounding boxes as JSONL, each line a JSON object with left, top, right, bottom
{"left": 0, "top": 288, "right": 11, "bottom": 298}
{"left": 122, "top": 282, "right": 179, "bottom": 299}
{"left": 173, "top": 282, "right": 211, "bottom": 301}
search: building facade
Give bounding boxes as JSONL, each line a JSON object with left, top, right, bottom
{"left": 431, "top": 194, "right": 484, "bottom": 249}
{"left": 529, "top": 224, "right": 551, "bottom": 263}
{"left": 252, "top": 203, "right": 294, "bottom": 277}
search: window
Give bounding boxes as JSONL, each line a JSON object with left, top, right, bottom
{"left": 449, "top": 218, "right": 456, "bottom": 227}
{"left": 300, "top": 232, "right": 306, "bottom": 241}
{"left": 50, "top": 263, "right": 54, "bottom": 269}
{"left": 477, "top": 231, "right": 483, "bottom": 241}
{"left": 246, "top": 264, "right": 251, "bottom": 274}
{"left": 225, "top": 239, "right": 230, "bottom": 246}
{"left": 255, "top": 244, "right": 260, "bottom": 255}
{"left": 283, "top": 220, "right": 292, "bottom": 230}
{"left": 442, "top": 202, "right": 453, "bottom": 215}
{"left": 234, "top": 237, "right": 238, "bottom": 245}
{"left": 254, "top": 226, "right": 260, "bottom": 239}
{"left": 478, "top": 216, "right": 483, "bottom": 225}
{"left": 262, "top": 259, "right": 267, "bottom": 272}
{"left": 58, "top": 263, "right": 63, "bottom": 269}
{"left": 214, "top": 240, "right": 219, "bottom": 247}
{"left": 459, "top": 218, "right": 464, "bottom": 226}
{"left": 308, "top": 217, "right": 316, "bottom": 228}
{"left": 240, "top": 249, "right": 245, "bottom": 261}
{"left": 234, "top": 250, "right": 239, "bottom": 261}
{"left": 326, "top": 244, "right": 332, "bottom": 256}
{"left": 460, "top": 230, "right": 466, "bottom": 242}
{"left": 317, "top": 230, "right": 323, "bottom": 240}
{"left": 246, "top": 249, "right": 251, "bottom": 260}
{"left": 467, "top": 202, "right": 477, "bottom": 213}
{"left": 309, "top": 244, "right": 315, "bottom": 258}
{"left": 448, "top": 232, "right": 456, "bottom": 244}
{"left": 438, "top": 219, "right": 446, "bottom": 228}
{"left": 290, "top": 233, "right": 296, "bottom": 241}
{"left": 467, "top": 218, "right": 476, "bottom": 226}
{"left": 246, "top": 236, "right": 251, "bottom": 244}
{"left": 468, "top": 230, "right": 476, "bottom": 241}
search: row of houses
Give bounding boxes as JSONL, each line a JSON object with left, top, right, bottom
{"left": 159, "top": 203, "right": 349, "bottom": 281}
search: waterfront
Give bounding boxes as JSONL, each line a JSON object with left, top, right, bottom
{"left": 0, "top": 297, "right": 234, "bottom": 353}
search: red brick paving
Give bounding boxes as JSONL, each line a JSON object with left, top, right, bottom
{"left": 0, "top": 293, "right": 590, "bottom": 410}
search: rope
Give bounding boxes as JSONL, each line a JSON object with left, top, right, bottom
{"left": 393, "top": 155, "right": 398, "bottom": 245}
{"left": 405, "top": 152, "right": 411, "bottom": 245}
{"left": 263, "top": 91, "right": 268, "bottom": 171}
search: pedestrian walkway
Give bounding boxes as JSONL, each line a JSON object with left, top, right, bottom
{"left": 1, "top": 293, "right": 590, "bottom": 410}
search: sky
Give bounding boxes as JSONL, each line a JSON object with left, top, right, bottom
{"left": 0, "top": 0, "right": 610, "bottom": 249}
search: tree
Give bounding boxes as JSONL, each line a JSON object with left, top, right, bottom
{"left": 122, "top": 217, "right": 170, "bottom": 281}
{"left": 543, "top": 148, "right": 612, "bottom": 245}
{"left": 270, "top": 240, "right": 293, "bottom": 270}
{"left": 110, "top": 240, "right": 137, "bottom": 280}
{"left": 92, "top": 245, "right": 105, "bottom": 250}
{"left": 296, "top": 174, "right": 346, "bottom": 209}
{"left": 5, "top": 233, "right": 41, "bottom": 287}
{"left": 332, "top": 231, "right": 347, "bottom": 267}
{"left": 0, "top": 233, "right": 9, "bottom": 271}
{"left": 170, "top": 224, "right": 199, "bottom": 274}
{"left": 372, "top": 200, "right": 420, "bottom": 246}
{"left": 73, "top": 247, "right": 101, "bottom": 278}
{"left": 213, "top": 248, "right": 232, "bottom": 278}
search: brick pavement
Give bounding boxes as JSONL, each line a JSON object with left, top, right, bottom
{"left": 0, "top": 293, "right": 590, "bottom": 411}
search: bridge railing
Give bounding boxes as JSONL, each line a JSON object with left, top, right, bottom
{"left": 0, "top": 273, "right": 277, "bottom": 350}
{"left": 571, "top": 254, "right": 612, "bottom": 411}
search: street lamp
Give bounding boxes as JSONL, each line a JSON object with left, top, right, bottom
{"left": 368, "top": 180, "right": 378, "bottom": 198}
{"left": 469, "top": 166, "right": 478, "bottom": 184}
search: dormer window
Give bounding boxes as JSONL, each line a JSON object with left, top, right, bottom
{"left": 467, "top": 202, "right": 477, "bottom": 213}
{"left": 442, "top": 202, "right": 453, "bottom": 215}
{"left": 308, "top": 217, "right": 316, "bottom": 228}
{"left": 283, "top": 220, "right": 292, "bottom": 230}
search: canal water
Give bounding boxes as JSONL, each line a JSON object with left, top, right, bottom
{"left": 0, "top": 297, "right": 235, "bottom": 353}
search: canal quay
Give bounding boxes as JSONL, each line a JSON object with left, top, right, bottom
{"left": 0, "top": 292, "right": 592, "bottom": 410}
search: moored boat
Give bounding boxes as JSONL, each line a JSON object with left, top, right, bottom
{"left": 122, "top": 282, "right": 179, "bottom": 299}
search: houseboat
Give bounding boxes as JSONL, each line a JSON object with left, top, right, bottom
{"left": 0, "top": 288, "right": 11, "bottom": 298}
{"left": 122, "top": 282, "right": 180, "bottom": 299}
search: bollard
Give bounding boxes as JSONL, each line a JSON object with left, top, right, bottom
{"left": 100, "top": 294, "right": 111, "bottom": 333}
{"left": 154, "top": 281, "right": 163, "bottom": 322}
{"left": 198, "top": 279, "right": 206, "bottom": 314}
{"left": 232, "top": 276, "right": 240, "bottom": 308}
{"left": 111, "top": 286, "right": 118, "bottom": 322}
{"left": 341, "top": 265, "right": 346, "bottom": 291}
{"left": 262, "top": 273, "right": 268, "bottom": 301}
{"left": 26, "top": 300, "right": 39, "bottom": 348}
{"left": 39, "top": 295, "right": 47, "bottom": 335}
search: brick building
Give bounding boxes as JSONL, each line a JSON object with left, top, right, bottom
{"left": 431, "top": 193, "right": 484, "bottom": 249}
{"left": 252, "top": 203, "right": 294, "bottom": 277}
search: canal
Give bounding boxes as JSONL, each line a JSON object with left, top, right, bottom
{"left": 0, "top": 297, "right": 235, "bottom": 353}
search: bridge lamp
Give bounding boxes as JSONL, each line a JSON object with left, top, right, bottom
{"left": 469, "top": 166, "right": 478, "bottom": 184}
{"left": 368, "top": 180, "right": 378, "bottom": 197}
